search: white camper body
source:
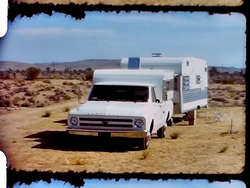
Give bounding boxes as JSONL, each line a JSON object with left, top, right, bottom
{"left": 121, "top": 56, "right": 208, "bottom": 114}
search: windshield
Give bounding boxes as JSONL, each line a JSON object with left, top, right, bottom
{"left": 88, "top": 85, "right": 149, "bottom": 102}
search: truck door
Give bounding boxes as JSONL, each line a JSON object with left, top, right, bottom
{"left": 151, "top": 87, "right": 165, "bottom": 132}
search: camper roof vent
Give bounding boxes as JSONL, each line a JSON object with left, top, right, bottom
{"left": 152, "top": 53, "right": 162, "bottom": 57}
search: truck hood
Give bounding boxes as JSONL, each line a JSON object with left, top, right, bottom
{"left": 70, "top": 101, "right": 152, "bottom": 116}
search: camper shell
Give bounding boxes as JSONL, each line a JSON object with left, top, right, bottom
{"left": 120, "top": 56, "right": 208, "bottom": 113}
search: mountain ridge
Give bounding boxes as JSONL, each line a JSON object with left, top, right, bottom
{"left": 0, "top": 59, "right": 244, "bottom": 72}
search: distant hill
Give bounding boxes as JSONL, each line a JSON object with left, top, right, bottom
{"left": 0, "top": 59, "right": 244, "bottom": 72}
{"left": 0, "top": 59, "right": 121, "bottom": 71}
{"left": 208, "top": 66, "right": 244, "bottom": 73}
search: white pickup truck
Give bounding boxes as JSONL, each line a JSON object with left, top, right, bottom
{"left": 66, "top": 69, "right": 174, "bottom": 150}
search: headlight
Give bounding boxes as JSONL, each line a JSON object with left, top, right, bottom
{"left": 135, "top": 119, "right": 144, "bottom": 128}
{"left": 70, "top": 117, "right": 78, "bottom": 125}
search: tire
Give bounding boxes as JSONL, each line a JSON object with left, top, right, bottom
{"left": 157, "top": 126, "right": 166, "bottom": 138}
{"left": 167, "top": 118, "right": 173, "bottom": 126}
{"left": 138, "top": 135, "right": 150, "bottom": 150}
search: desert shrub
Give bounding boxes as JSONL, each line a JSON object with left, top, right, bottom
{"left": 36, "top": 102, "right": 45, "bottom": 107}
{"left": 48, "top": 95, "right": 60, "bottom": 102}
{"left": 27, "top": 97, "right": 35, "bottom": 103}
{"left": 63, "top": 81, "right": 69, "bottom": 85}
{"left": 66, "top": 157, "right": 85, "bottom": 165}
{"left": 233, "top": 96, "right": 240, "bottom": 100}
{"left": 26, "top": 67, "right": 40, "bottom": 80}
{"left": 24, "top": 90, "right": 34, "bottom": 96}
{"left": 20, "top": 102, "right": 28, "bottom": 107}
{"left": 42, "top": 79, "right": 52, "bottom": 84}
{"left": 228, "top": 93, "right": 236, "bottom": 99}
{"left": 239, "top": 93, "right": 245, "bottom": 97}
{"left": 219, "top": 146, "right": 228, "bottom": 153}
{"left": 20, "top": 101, "right": 32, "bottom": 107}
{"left": 62, "top": 106, "right": 70, "bottom": 112}
{"left": 63, "top": 95, "right": 71, "bottom": 100}
{"left": 211, "top": 97, "right": 230, "bottom": 103}
{"left": 42, "top": 111, "right": 52, "bottom": 117}
{"left": 0, "top": 98, "right": 12, "bottom": 107}
{"left": 141, "top": 149, "right": 149, "bottom": 159}
{"left": 13, "top": 96, "right": 21, "bottom": 105}
{"left": 170, "top": 132, "right": 181, "bottom": 139}
{"left": 84, "top": 68, "right": 94, "bottom": 81}
{"left": 68, "top": 82, "right": 74, "bottom": 86}
{"left": 221, "top": 80, "right": 234, "bottom": 84}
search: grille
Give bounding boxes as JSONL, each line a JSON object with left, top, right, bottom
{"left": 79, "top": 117, "right": 134, "bottom": 129}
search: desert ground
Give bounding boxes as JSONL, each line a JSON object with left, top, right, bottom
{"left": 0, "top": 79, "right": 245, "bottom": 174}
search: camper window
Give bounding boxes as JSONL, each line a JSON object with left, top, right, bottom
{"left": 183, "top": 76, "right": 190, "bottom": 90}
{"left": 196, "top": 75, "right": 201, "bottom": 84}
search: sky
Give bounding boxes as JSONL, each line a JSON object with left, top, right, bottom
{"left": 0, "top": 11, "right": 246, "bottom": 68}
{"left": 10, "top": 179, "right": 246, "bottom": 188}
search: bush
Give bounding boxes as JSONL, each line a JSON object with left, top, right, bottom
{"left": 0, "top": 98, "right": 12, "bottom": 107}
{"left": 66, "top": 157, "right": 85, "bottom": 165}
{"left": 170, "top": 132, "right": 181, "bottom": 139}
{"left": 26, "top": 67, "right": 40, "bottom": 80}
{"left": 63, "top": 95, "right": 71, "bottom": 100}
{"left": 141, "top": 149, "right": 149, "bottom": 159}
{"left": 211, "top": 97, "right": 229, "bottom": 103}
{"left": 62, "top": 106, "right": 70, "bottom": 112}
{"left": 63, "top": 81, "right": 69, "bottom": 85}
{"left": 219, "top": 146, "right": 228, "bottom": 153}
{"left": 228, "top": 93, "right": 236, "bottom": 99}
{"left": 42, "top": 79, "right": 52, "bottom": 84}
{"left": 42, "top": 111, "right": 52, "bottom": 117}
{"left": 24, "top": 91, "right": 34, "bottom": 96}
{"left": 13, "top": 96, "right": 21, "bottom": 105}
{"left": 84, "top": 68, "right": 94, "bottom": 81}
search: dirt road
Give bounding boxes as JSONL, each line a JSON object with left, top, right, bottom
{"left": 0, "top": 98, "right": 245, "bottom": 174}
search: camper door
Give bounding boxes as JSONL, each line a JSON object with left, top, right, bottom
{"left": 163, "top": 76, "right": 173, "bottom": 101}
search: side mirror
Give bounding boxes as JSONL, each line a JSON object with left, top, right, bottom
{"left": 155, "top": 99, "right": 160, "bottom": 103}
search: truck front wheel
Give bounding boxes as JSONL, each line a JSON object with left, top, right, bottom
{"left": 138, "top": 135, "right": 150, "bottom": 150}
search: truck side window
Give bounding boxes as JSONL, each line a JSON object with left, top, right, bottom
{"left": 151, "top": 87, "right": 157, "bottom": 102}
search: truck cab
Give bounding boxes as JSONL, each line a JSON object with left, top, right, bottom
{"left": 66, "top": 69, "right": 174, "bottom": 150}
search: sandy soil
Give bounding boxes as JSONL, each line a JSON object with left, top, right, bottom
{"left": 0, "top": 105, "right": 245, "bottom": 174}
{"left": 0, "top": 80, "right": 245, "bottom": 174}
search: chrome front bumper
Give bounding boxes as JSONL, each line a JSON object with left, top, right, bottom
{"left": 66, "top": 128, "right": 147, "bottom": 138}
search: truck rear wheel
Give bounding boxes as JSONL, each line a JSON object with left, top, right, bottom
{"left": 157, "top": 126, "right": 166, "bottom": 138}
